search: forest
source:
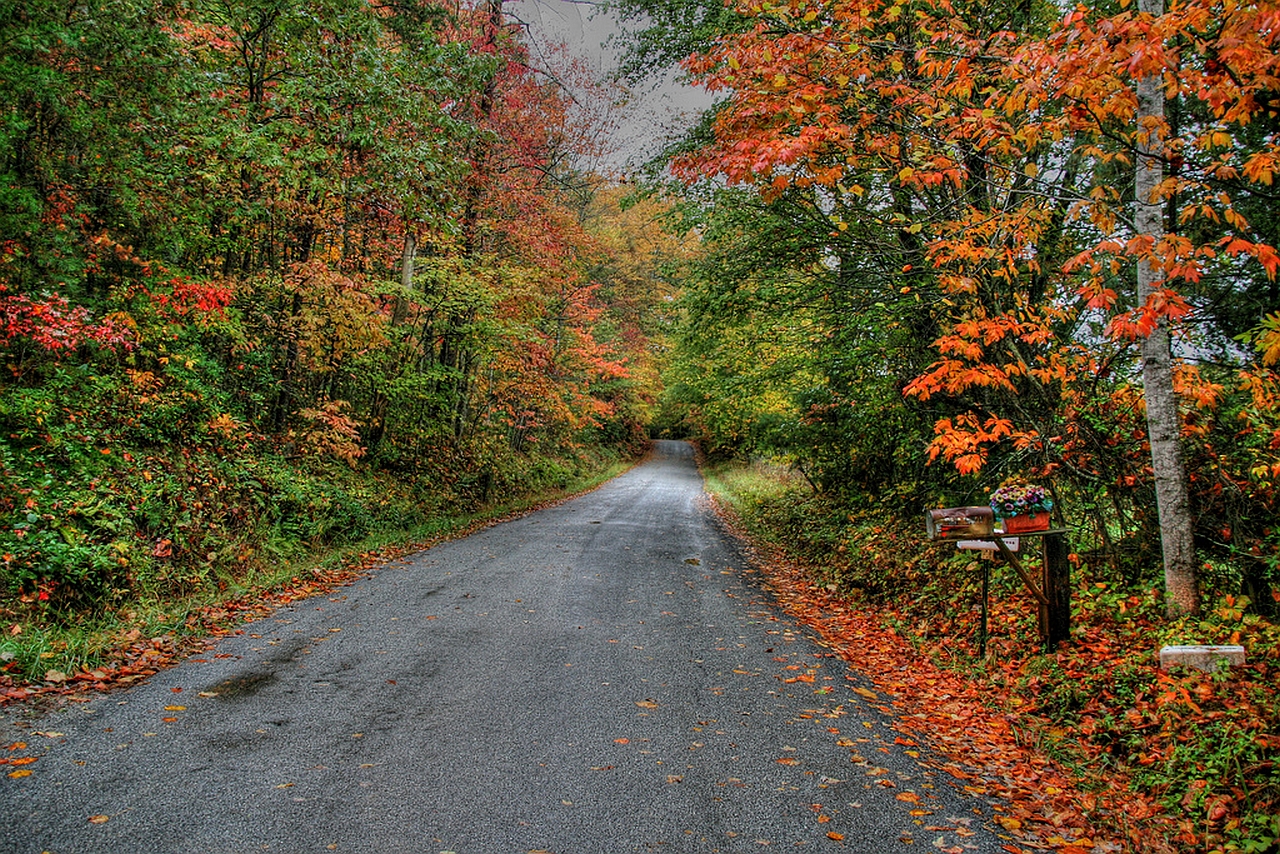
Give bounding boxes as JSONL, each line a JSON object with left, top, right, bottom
{"left": 2, "top": 0, "right": 1279, "bottom": 851}
{"left": 0, "top": 0, "right": 696, "bottom": 616}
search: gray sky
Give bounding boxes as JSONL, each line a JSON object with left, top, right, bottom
{"left": 507, "top": 0, "right": 715, "bottom": 172}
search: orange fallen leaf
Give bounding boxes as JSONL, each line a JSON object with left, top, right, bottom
{"left": 895, "top": 791, "right": 921, "bottom": 804}
{"left": 614, "top": 738, "right": 630, "bottom": 744}
{"left": 164, "top": 705, "right": 186, "bottom": 711}
{"left": 776, "top": 757, "right": 801, "bottom": 765}
{"left": 827, "top": 831, "right": 844, "bottom": 841}
{"left": 635, "top": 700, "right": 658, "bottom": 709}
{"left": 7, "top": 770, "right": 32, "bottom": 779}
{"left": 88, "top": 814, "right": 110, "bottom": 824}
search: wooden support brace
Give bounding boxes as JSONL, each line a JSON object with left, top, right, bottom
{"left": 994, "top": 537, "right": 1049, "bottom": 605}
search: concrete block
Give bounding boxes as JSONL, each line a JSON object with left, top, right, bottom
{"left": 1159, "top": 645, "right": 1246, "bottom": 673}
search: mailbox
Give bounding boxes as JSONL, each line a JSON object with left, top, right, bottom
{"left": 925, "top": 506, "right": 995, "bottom": 540}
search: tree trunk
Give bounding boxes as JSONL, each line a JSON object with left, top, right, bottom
{"left": 1136, "top": 0, "right": 1199, "bottom": 615}
{"left": 393, "top": 229, "right": 415, "bottom": 327}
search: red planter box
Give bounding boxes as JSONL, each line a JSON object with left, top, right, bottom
{"left": 1002, "top": 511, "right": 1050, "bottom": 533}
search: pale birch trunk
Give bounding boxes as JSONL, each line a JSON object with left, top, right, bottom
{"left": 392, "top": 229, "right": 415, "bottom": 327}
{"left": 1136, "top": 0, "right": 1199, "bottom": 615}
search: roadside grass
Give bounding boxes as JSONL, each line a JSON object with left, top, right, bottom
{"left": 0, "top": 454, "right": 633, "bottom": 696}
{"left": 698, "top": 454, "right": 1280, "bottom": 854}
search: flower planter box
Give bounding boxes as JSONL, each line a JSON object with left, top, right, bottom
{"left": 1001, "top": 511, "right": 1050, "bottom": 533}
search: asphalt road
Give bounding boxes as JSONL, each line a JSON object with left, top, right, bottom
{"left": 1, "top": 440, "right": 1005, "bottom": 853}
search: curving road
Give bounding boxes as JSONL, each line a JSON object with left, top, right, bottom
{"left": 1, "top": 441, "right": 1003, "bottom": 853}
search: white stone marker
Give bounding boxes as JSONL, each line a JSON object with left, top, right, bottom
{"left": 1158, "top": 645, "right": 1246, "bottom": 673}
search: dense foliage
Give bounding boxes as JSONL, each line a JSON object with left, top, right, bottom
{"left": 0, "top": 1, "right": 676, "bottom": 637}
{"left": 631, "top": 0, "right": 1280, "bottom": 616}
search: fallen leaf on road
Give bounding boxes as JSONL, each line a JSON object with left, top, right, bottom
{"left": 7, "top": 770, "right": 31, "bottom": 778}
{"left": 88, "top": 815, "right": 110, "bottom": 824}
{"left": 827, "top": 832, "right": 845, "bottom": 841}
{"left": 635, "top": 700, "right": 658, "bottom": 709}
{"left": 896, "top": 791, "right": 921, "bottom": 804}
{"left": 164, "top": 705, "right": 185, "bottom": 711}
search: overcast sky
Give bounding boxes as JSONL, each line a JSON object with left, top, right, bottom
{"left": 506, "top": 0, "right": 716, "bottom": 172}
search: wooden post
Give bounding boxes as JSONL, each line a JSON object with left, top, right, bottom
{"left": 1042, "top": 532, "right": 1071, "bottom": 646}
{"left": 979, "top": 558, "right": 989, "bottom": 659}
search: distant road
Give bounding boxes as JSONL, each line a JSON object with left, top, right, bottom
{"left": 1, "top": 440, "right": 1004, "bottom": 853}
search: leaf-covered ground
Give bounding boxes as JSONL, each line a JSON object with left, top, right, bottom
{"left": 702, "top": 462, "right": 1280, "bottom": 854}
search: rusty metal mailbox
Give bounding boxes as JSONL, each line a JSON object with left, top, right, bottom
{"left": 925, "top": 506, "right": 995, "bottom": 540}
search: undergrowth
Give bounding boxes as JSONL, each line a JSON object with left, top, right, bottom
{"left": 701, "top": 455, "right": 1280, "bottom": 854}
{"left": 0, "top": 441, "right": 630, "bottom": 689}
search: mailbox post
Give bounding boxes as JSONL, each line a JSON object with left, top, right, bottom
{"left": 926, "top": 507, "right": 1071, "bottom": 653}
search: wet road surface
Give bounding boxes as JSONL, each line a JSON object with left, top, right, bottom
{"left": 1, "top": 440, "right": 1004, "bottom": 853}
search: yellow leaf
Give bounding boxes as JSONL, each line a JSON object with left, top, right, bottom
{"left": 164, "top": 705, "right": 186, "bottom": 712}
{"left": 1023, "top": 162, "right": 1039, "bottom": 178}
{"left": 727, "top": 55, "right": 740, "bottom": 71}
{"left": 852, "top": 687, "right": 878, "bottom": 700}
{"left": 88, "top": 814, "right": 110, "bottom": 824}
{"left": 7, "top": 770, "right": 31, "bottom": 779}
